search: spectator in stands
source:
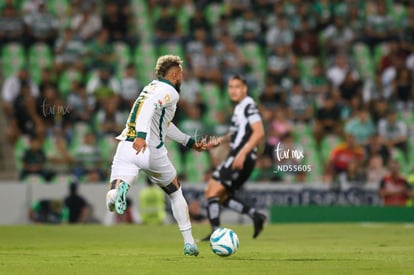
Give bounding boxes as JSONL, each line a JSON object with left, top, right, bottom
{"left": 38, "top": 67, "right": 58, "bottom": 95}
{"left": 54, "top": 27, "right": 86, "bottom": 74}
{"left": 325, "top": 134, "right": 364, "bottom": 184}
{"left": 399, "top": 15, "right": 414, "bottom": 55}
{"left": 378, "top": 41, "right": 404, "bottom": 74}
{"left": 86, "top": 65, "right": 121, "bottom": 102}
{"left": 312, "top": 0, "right": 333, "bottom": 31}
{"left": 95, "top": 99, "right": 124, "bottom": 136}
{"left": 266, "top": 15, "right": 294, "bottom": 48}
{"left": 392, "top": 67, "right": 413, "bottom": 111}
{"left": 266, "top": 44, "right": 295, "bottom": 85}
{"left": 377, "top": 110, "right": 409, "bottom": 157}
{"left": 287, "top": 81, "right": 313, "bottom": 124}
{"left": 120, "top": 63, "right": 140, "bottom": 110}
{"left": 347, "top": 3, "right": 365, "bottom": 37}
{"left": 226, "top": 0, "right": 250, "bottom": 18}
{"left": 280, "top": 65, "right": 302, "bottom": 95}
{"left": 67, "top": 81, "right": 96, "bottom": 123}
{"left": 217, "top": 35, "right": 252, "bottom": 85}
{"left": 303, "top": 60, "right": 330, "bottom": 104}
{"left": 21, "top": 0, "right": 43, "bottom": 18}
{"left": 185, "top": 28, "right": 208, "bottom": 69}
{"left": 71, "top": 2, "right": 102, "bottom": 42}
{"left": 212, "top": 14, "right": 231, "bottom": 41}
{"left": 362, "top": 0, "right": 396, "bottom": 53}
{"left": 313, "top": 93, "right": 343, "bottom": 147}
{"left": 265, "top": 1, "right": 284, "bottom": 29}
{"left": 192, "top": 41, "right": 222, "bottom": 85}
{"left": 234, "top": 9, "right": 263, "bottom": 45}
{"left": 72, "top": 131, "right": 105, "bottom": 182}
{"left": 102, "top": 1, "right": 134, "bottom": 46}
{"left": 179, "top": 68, "right": 202, "bottom": 109}
{"left": 370, "top": 97, "right": 390, "bottom": 125}
{"left": 7, "top": 83, "right": 45, "bottom": 144}
{"left": 63, "top": 182, "right": 90, "bottom": 224}
{"left": 20, "top": 135, "right": 55, "bottom": 182}
{"left": 86, "top": 28, "right": 115, "bottom": 71}
{"left": 326, "top": 54, "right": 359, "bottom": 89}
{"left": 321, "top": 16, "right": 355, "bottom": 58}
{"left": 338, "top": 70, "right": 363, "bottom": 105}
{"left": 365, "top": 133, "right": 391, "bottom": 167}
{"left": 2, "top": 67, "right": 40, "bottom": 118}
{"left": 188, "top": 8, "right": 211, "bottom": 36}
{"left": 259, "top": 78, "right": 283, "bottom": 109}
{"left": 153, "top": 5, "right": 182, "bottom": 46}
{"left": 292, "top": 19, "right": 319, "bottom": 57}
{"left": 344, "top": 107, "right": 376, "bottom": 146}
{"left": 24, "top": 1, "right": 59, "bottom": 49}
{"left": 0, "top": 3, "right": 25, "bottom": 47}
{"left": 366, "top": 154, "right": 388, "bottom": 187}
{"left": 338, "top": 158, "right": 366, "bottom": 187}
{"left": 379, "top": 160, "right": 413, "bottom": 206}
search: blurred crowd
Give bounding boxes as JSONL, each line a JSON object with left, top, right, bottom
{"left": 1, "top": 0, "right": 414, "bottom": 193}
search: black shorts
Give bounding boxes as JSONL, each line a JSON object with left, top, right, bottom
{"left": 212, "top": 152, "right": 256, "bottom": 193}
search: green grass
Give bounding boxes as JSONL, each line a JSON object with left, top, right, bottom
{"left": 0, "top": 223, "right": 413, "bottom": 275}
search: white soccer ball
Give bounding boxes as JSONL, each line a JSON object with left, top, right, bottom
{"left": 210, "top": 227, "right": 239, "bottom": 257}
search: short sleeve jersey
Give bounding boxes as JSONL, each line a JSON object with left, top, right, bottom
{"left": 229, "top": 96, "right": 262, "bottom": 155}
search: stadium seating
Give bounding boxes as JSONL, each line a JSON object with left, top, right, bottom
{"left": 134, "top": 42, "right": 157, "bottom": 84}
{"left": 1, "top": 43, "right": 26, "bottom": 78}
{"left": 28, "top": 43, "right": 53, "bottom": 84}
{"left": 113, "top": 41, "right": 132, "bottom": 78}
{"left": 3, "top": 0, "right": 413, "bottom": 186}
{"left": 58, "top": 69, "right": 82, "bottom": 98}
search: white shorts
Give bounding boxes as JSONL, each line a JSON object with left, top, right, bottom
{"left": 110, "top": 140, "right": 176, "bottom": 187}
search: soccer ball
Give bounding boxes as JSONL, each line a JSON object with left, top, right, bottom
{"left": 210, "top": 227, "right": 239, "bottom": 257}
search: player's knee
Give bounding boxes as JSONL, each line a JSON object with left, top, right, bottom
{"left": 205, "top": 181, "right": 225, "bottom": 198}
{"left": 161, "top": 181, "right": 180, "bottom": 195}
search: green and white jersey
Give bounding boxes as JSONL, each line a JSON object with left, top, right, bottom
{"left": 116, "top": 79, "right": 179, "bottom": 148}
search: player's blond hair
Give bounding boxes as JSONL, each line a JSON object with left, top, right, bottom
{"left": 154, "top": 55, "right": 183, "bottom": 78}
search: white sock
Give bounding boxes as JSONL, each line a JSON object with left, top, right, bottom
{"left": 169, "top": 187, "right": 194, "bottom": 244}
{"left": 106, "top": 189, "right": 117, "bottom": 211}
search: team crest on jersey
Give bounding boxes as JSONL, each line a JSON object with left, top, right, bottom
{"left": 164, "top": 93, "right": 171, "bottom": 103}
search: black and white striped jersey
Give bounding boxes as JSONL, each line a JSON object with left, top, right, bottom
{"left": 229, "top": 96, "right": 262, "bottom": 155}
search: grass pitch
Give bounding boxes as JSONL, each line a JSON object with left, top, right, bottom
{"left": 0, "top": 223, "right": 413, "bottom": 275}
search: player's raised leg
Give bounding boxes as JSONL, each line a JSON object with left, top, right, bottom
{"left": 106, "top": 177, "right": 133, "bottom": 215}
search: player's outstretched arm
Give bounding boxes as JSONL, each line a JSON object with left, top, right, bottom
{"left": 166, "top": 122, "right": 199, "bottom": 149}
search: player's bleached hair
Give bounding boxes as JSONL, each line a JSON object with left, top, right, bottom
{"left": 154, "top": 55, "right": 183, "bottom": 78}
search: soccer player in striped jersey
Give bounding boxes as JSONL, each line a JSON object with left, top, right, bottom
{"left": 106, "top": 55, "right": 206, "bottom": 256}
{"left": 202, "top": 75, "right": 266, "bottom": 241}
